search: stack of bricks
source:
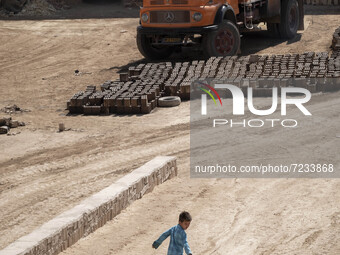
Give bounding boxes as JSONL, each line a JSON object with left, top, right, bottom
{"left": 304, "top": 0, "right": 339, "bottom": 5}
{"left": 68, "top": 35, "right": 340, "bottom": 115}
{"left": 330, "top": 27, "right": 340, "bottom": 90}
{"left": 68, "top": 85, "right": 96, "bottom": 114}
{"left": 68, "top": 62, "right": 191, "bottom": 115}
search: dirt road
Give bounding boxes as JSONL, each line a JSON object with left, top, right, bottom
{"left": 0, "top": 3, "right": 339, "bottom": 254}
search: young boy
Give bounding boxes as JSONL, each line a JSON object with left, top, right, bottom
{"left": 152, "top": 211, "right": 193, "bottom": 255}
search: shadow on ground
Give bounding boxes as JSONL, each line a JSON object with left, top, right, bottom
{"left": 305, "top": 5, "right": 340, "bottom": 15}
{"left": 241, "top": 31, "right": 302, "bottom": 55}
{"left": 110, "top": 29, "right": 302, "bottom": 73}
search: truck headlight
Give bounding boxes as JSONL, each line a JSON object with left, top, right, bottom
{"left": 141, "top": 13, "right": 149, "bottom": 22}
{"left": 193, "top": 12, "right": 202, "bottom": 22}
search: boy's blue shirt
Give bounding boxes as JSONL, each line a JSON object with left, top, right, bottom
{"left": 153, "top": 224, "right": 192, "bottom": 255}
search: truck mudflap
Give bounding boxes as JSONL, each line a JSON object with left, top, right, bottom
{"left": 137, "top": 25, "right": 219, "bottom": 35}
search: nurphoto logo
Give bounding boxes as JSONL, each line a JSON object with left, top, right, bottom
{"left": 199, "top": 83, "right": 312, "bottom": 128}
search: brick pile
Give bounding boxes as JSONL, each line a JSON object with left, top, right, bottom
{"left": 68, "top": 30, "right": 340, "bottom": 115}
{"left": 0, "top": 117, "right": 25, "bottom": 135}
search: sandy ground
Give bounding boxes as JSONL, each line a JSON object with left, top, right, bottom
{"left": 0, "top": 3, "right": 340, "bottom": 254}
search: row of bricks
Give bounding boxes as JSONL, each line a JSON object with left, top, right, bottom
{"left": 69, "top": 83, "right": 160, "bottom": 107}
{"left": 69, "top": 98, "right": 158, "bottom": 115}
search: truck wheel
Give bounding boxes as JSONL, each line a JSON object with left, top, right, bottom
{"left": 278, "top": 0, "right": 299, "bottom": 39}
{"left": 137, "top": 32, "right": 174, "bottom": 60}
{"left": 2, "top": 0, "right": 27, "bottom": 13}
{"left": 203, "top": 20, "right": 240, "bottom": 58}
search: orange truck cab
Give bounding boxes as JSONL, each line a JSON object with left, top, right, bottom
{"left": 137, "top": 0, "right": 304, "bottom": 60}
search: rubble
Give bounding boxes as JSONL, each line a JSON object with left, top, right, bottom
{"left": 1, "top": 104, "right": 30, "bottom": 114}
{"left": 16, "top": 0, "right": 57, "bottom": 16}
{"left": 0, "top": 0, "right": 81, "bottom": 16}
{"left": 0, "top": 0, "right": 27, "bottom": 13}
{"left": 46, "top": 0, "right": 73, "bottom": 10}
{"left": 123, "top": 0, "right": 143, "bottom": 8}
{"left": 0, "top": 117, "right": 25, "bottom": 135}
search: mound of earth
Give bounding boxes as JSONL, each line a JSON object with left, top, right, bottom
{"left": 0, "top": 0, "right": 81, "bottom": 15}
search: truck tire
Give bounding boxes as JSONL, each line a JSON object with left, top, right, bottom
{"left": 158, "top": 96, "right": 181, "bottom": 107}
{"left": 278, "top": 0, "right": 299, "bottom": 39}
{"left": 202, "top": 20, "right": 240, "bottom": 58}
{"left": 136, "top": 31, "right": 174, "bottom": 60}
{"left": 2, "top": 0, "right": 27, "bottom": 13}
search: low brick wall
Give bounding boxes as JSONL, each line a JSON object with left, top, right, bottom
{"left": 0, "top": 156, "right": 177, "bottom": 255}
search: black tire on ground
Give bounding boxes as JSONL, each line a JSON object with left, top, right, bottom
{"left": 267, "top": 23, "right": 281, "bottom": 38}
{"left": 158, "top": 96, "right": 181, "bottom": 107}
{"left": 2, "top": 0, "right": 27, "bottom": 13}
{"left": 202, "top": 20, "right": 240, "bottom": 58}
{"left": 136, "top": 31, "right": 174, "bottom": 60}
{"left": 278, "top": 0, "right": 300, "bottom": 39}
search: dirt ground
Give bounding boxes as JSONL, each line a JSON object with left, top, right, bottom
{"left": 0, "top": 3, "right": 340, "bottom": 254}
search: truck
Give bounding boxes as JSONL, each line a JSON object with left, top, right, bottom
{"left": 137, "top": 0, "right": 304, "bottom": 60}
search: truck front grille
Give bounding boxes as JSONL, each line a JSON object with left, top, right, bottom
{"left": 150, "top": 11, "right": 190, "bottom": 23}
